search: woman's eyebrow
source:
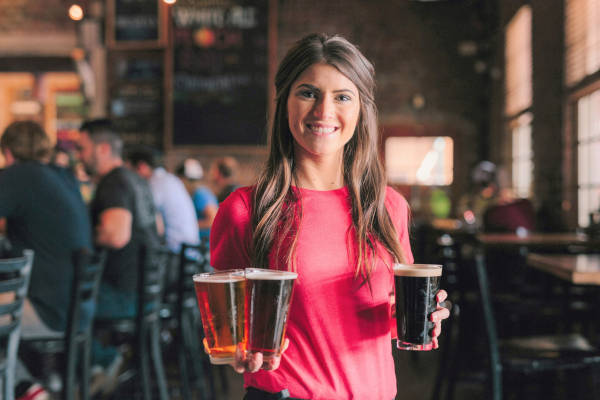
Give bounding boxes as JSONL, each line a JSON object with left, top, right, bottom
{"left": 294, "top": 83, "right": 356, "bottom": 96}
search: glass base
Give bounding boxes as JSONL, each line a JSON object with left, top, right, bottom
{"left": 209, "top": 355, "right": 234, "bottom": 365}
{"left": 396, "top": 340, "right": 434, "bottom": 351}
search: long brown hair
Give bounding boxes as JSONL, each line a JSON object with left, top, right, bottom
{"left": 252, "top": 33, "right": 408, "bottom": 281}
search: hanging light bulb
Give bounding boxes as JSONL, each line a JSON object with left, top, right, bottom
{"left": 163, "top": 0, "right": 177, "bottom": 4}
{"left": 69, "top": 4, "right": 84, "bottom": 21}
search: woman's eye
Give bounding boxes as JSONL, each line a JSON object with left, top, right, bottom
{"left": 337, "top": 94, "right": 352, "bottom": 102}
{"left": 300, "top": 90, "right": 316, "bottom": 99}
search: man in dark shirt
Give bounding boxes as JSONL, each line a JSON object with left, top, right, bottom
{"left": 0, "top": 120, "right": 92, "bottom": 396}
{"left": 78, "top": 119, "right": 159, "bottom": 374}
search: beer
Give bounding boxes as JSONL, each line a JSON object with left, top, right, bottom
{"left": 245, "top": 268, "right": 297, "bottom": 360}
{"left": 193, "top": 269, "right": 246, "bottom": 364}
{"left": 394, "top": 264, "right": 442, "bottom": 351}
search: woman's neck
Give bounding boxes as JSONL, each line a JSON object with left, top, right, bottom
{"left": 293, "top": 152, "right": 345, "bottom": 191}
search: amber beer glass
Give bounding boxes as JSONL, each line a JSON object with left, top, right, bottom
{"left": 245, "top": 268, "right": 298, "bottom": 360}
{"left": 394, "top": 264, "right": 442, "bottom": 351}
{"left": 193, "top": 269, "right": 246, "bottom": 364}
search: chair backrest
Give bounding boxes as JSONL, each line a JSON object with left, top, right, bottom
{"left": 177, "top": 242, "right": 211, "bottom": 313}
{"left": 136, "top": 245, "right": 169, "bottom": 326}
{"left": 0, "top": 249, "right": 34, "bottom": 400}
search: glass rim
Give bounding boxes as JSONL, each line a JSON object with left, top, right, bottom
{"left": 393, "top": 263, "right": 442, "bottom": 277}
{"left": 193, "top": 268, "right": 245, "bottom": 282}
{"left": 245, "top": 267, "right": 298, "bottom": 280}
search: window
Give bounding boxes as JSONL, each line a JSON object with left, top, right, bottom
{"left": 505, "top": 5, "right": 533, "bottom": 196}
{"left": 565, "top": 0, "right": 600, "bottom": 86}
{"left": 385, "top": 136, "right": 453, "bottom": 186}
{"left": 511, "top": 113, "right": 533, "bottom": 198}
{"left": 576, "top": 89, "right": 600, "bottom": 227}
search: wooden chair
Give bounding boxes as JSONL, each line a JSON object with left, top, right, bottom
{"left": 442, "top": 242, "right": 600, "bottom": 400}
{"left": 20, "top": 249, "right": 105, "bottom": 400}
{"left": 0, "top": 249, "right": 34, "bottom": 400}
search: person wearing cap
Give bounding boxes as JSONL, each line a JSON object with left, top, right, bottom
{"left": 176, "top": 158, "right": 219, "bottom": 241}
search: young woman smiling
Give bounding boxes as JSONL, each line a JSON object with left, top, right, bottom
{"left": 210, "top": 33, "right": 450, "bottom": 400}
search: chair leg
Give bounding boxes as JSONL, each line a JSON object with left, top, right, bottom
{"left": 64, "top": 345, "right": 77, "bottom": 400}
{"left": 139, "top": 328, "right": 152, "bottom": 400}
{"left": 150, "top": 322, "right": 169, "bottom": 400}
{"left": 81, "top": 339, "right": 91, "bottom": 400}
{"left": 178, "top": 341, "right": 193, "bottom": 400}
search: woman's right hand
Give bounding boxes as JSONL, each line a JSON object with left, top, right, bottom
{"left": 202, "top": 338, "right": 289, "bottom": 373}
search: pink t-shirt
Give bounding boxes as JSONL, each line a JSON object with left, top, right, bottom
{"left": 210, "top": 186, "right": 413, "bottom": 400}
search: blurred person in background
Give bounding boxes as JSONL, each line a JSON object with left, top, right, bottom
{"left": 176, "top": 158, "right": 218, "bottom": 241}
{"left": 78, "top": 119, "right": 160, "bottom": 393}
{"left": 209, "top": 156, "right": 241, "bottom": 203}
{"left": 0, "top": 120, "right": 92, "bottom": 399}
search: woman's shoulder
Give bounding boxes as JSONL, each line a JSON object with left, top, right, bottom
{"left": 216, "top": 186, "right": 254, "bottom": 220}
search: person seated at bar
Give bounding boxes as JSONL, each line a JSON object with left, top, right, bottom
{"left": 176, "top": 158, "right": 218, "bottom": 242}
{"left": 0, "top": 120, "right": 92, "bottom": 399}
{"left": 125, "top": 146, "right": 200, "bottom": 283}
{"left": 77, "top": 119, "right": 160, "bottom": 394}
{"left": 209, "top": 156, "right": 241, "bottom": 203}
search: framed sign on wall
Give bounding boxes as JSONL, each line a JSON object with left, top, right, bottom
{"left": 106, "top": 0, "right": 168, "bottom": 49}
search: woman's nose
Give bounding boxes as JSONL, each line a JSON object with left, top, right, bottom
{"left": 312, "top": 96, "right": 335, "bottom": 119}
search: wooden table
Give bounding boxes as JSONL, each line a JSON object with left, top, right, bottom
{"left": 477, "top": 232, "right": 595, "bottom": 247}
{"left": 526, "top": 253, "right": 600, "bottom": 285}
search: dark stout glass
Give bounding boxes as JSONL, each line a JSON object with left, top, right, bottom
{"left": 193, "top": 269, "right": 246, "bottom": 364}
{"left": 394, "top": 264, "right": 442, "bottom": 351}
{"left": 245, "top": 268, "right": 297, "bottom": 360}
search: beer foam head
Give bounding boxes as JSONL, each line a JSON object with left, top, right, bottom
{"left": 245, "top": 268, "right": 298, "bottom": 280}
{"left": 393, "top": 264, "right": 442, "bottom": 277}
{"left": 193, "top": 269, "right": 245, "bottom": 283}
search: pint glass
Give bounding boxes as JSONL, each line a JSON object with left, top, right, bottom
{"left": 245, "top": 268, "right": 298, "bottom": 360}
{"left": 394, "top": 264, "right": 442, "bottom": 351}
{"left": 193, "top": 269, "right": 246, "bottom": 364}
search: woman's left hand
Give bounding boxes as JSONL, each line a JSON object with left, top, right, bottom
{"left": 430, "top": 290, "right": 451, "bottom": 349}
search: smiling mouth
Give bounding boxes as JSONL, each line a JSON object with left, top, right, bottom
{"left": 306, "top": 123, "right": 338, "bottom": 136}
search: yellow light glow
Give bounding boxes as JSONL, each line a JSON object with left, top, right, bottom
{"left": 163, "top": 0, "right": 177, "bottom": 4}
{"left": 69, "top": 4, "right": 84, "bottom": 21}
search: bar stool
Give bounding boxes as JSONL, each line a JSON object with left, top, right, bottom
{"left": 20, "top": 249, "right": 105, "bottom": 400}
{"left": 0, "top": 249, "right": 34, "bottom": 400}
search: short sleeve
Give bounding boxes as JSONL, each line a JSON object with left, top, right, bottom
{"left": 209, "top": 187, "right": 253, "bottom": 270}
{"left": 95, "top": 175, "right": 132, "bottom": 212}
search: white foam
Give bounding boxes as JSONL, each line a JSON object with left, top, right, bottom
{"left": 193, "top": 270, "right": 245, "bottom": 283}
{"left": 393, "top": 264, "right": 442, "bottom": 277}
{"left": 245, "top": 268, "right": 298, "bottom": 280}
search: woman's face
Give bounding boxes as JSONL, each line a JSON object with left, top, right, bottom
{"left": 286, "top": 63, "right": 360, "bottom": 160}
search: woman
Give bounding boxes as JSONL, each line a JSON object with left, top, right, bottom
{"left": 210, "top": 33, "right": 450, "bottom": 400}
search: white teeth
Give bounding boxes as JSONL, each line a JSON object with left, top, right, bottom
{"left": 308, "top": 124, "right": 336, "bottom": 134}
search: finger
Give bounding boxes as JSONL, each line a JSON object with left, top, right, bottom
{"left": 263, "top": 355, "right": 281, "bottom": 371}
{"left": 436, "top": 290, "right": 448, "bottom": 303}
{"left": 432, "top": 321, "right": 442, "bottom": 338}
{"left": 247, "top": 351, "right": 263, "bottom": 373}
{"left": 202, "top": 338, "right": 209, "bottom": 355}
{"left": 433, "top": 336, "right": 439, "bottom": 349}
{"left": 432, "top": 307, "right": 451, "bottom": 321}
{"left": 281, "top": 338, "right": 290, "bottom": 354}
{"left": 232, "top": 342, "right": 247, "bottom": 373}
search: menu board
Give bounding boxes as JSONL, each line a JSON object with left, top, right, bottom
{"left": 172, "top": 0, "right": 269, "bottom": 145}
{"left": 107, "top": 0, "right": 166, "bottom": 47}
{"left": 108, "top": 51, "right": 164, "bottom": 148}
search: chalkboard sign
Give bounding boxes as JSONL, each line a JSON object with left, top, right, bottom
{"left": 108, "top": 51, "right": 164, "bottom": 148}
{"left": 107, "top": 0, "right": 166, "bottom": 48}
{"left": 172, "top": 0, "right": 269, "bottom": 145}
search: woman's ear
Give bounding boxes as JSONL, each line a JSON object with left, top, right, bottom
{"left": 2, "top": 148, "right": 15, "bottom": 167}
